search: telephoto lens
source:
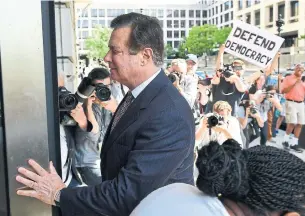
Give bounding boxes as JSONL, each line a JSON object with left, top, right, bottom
{"left": 75, "top": 77, "right": 96, "bottom": 104}
{"left": 58, "top": 87, "right": 78, "bottom": 111}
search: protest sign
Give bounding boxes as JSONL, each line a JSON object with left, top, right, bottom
{"left": 224, "top": 20, "right": 284, "bottom": 68}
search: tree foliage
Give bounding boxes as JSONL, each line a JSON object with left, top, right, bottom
{"left": 185, "top": 25, "right": 232, "bottom": 56}
{"left": 165, "top": 44, "right": 176, "bottom": 58}
{"left": 85, "top": 26, "right": 112, "bottom": 59}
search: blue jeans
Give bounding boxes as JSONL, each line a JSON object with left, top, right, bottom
{"left": 77, "top": 167, "right": 102, "bottom": 186}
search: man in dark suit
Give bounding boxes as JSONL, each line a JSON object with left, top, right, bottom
{"left": 16, "top": 12, "right": 195, "bottom": 216}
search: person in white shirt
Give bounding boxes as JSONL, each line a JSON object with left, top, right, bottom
{"left": 131, "top": 139, "right": 305, "bottom": 216}
{"left": 195, "top": 100, "right": 243, "bottom": 150}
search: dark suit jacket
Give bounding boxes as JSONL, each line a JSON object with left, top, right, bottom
{"left": 60, "top": 71, "right": 195, "bottom": 216}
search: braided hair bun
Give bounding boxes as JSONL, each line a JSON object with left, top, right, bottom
{"left": 196, "top": 139, "right": 305, "bottom": 214}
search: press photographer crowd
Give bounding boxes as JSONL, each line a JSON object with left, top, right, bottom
{"left": 15, "top": 13, "right": 305, "bottom": 216}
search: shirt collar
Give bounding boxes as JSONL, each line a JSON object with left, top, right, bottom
{"left": 131, "top": 69, "right": 161, "bottom": 99}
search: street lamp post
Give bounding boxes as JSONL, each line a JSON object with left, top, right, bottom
{"left": 276, "top": 14, "right": 284, "bottom": 74}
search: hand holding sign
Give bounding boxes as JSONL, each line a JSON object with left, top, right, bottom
{"left": 224, "top": 20, "right": 284, "bottom": 68}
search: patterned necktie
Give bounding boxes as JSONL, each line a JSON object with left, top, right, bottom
{"left": 110, "top": 91, "right": 134, "bottom": 133}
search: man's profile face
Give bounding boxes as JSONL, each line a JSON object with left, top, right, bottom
{"left": 186, "top": 60, "right": 196, "bottom": 73}
{"left": 104, "top": 27, "right": 141, "bottom": 88}
{"left": 294, "top": 64, "right": 304, "bottom": 77}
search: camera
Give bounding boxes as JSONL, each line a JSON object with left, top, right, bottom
{"left": 95, "top": 83, "right": 111, "bottom": 101}
{"left": 218, "top": 64, "right": 235, "bottom": 78}
{"left": 262, "top": 85, "right": 276, "bottom": 99}
{"left": 58, "top": 87, "right": 78, "bottom": 111}
{"left": 168, "top": 72, "right": 181, "bottom": 83}
{"left": 205, "top": 113, "right": 224, "bottom": 128}
{"left": 239, "top": 100, "right": 258, "bottom": 115}
{"left": 75, "top": 77, "right": 96, "bottom": 104}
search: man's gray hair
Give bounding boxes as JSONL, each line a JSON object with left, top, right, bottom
{"left": 111, "top": 13, "right": 164, "bottom": 67}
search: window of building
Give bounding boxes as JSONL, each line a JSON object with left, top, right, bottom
{"left": 216, "top": 17, "right": 218, "bottom": 25}
{"left": 91, "top": 9, "right": 98, "bottom": 17}
{"left": 167, "top": 20, "right": 172, "bottom": 28}
{"left": 167, "top": 9, "right": 173, "bottom": 17}
{"left": 202, "top": 20, "right": 207, "bottom": 25}
{"left": 278, "top": 4, "right": 285, "bottom": 19}
{"left": 216, "top": 6, "right": 218, "bottom": 14}
{"left": 107, "top": 9, "right": 124, "bottom": 17}
{"left": 181, "top": 10, "right": 186, "bottom": 17}
{"left": 196, "top": 10, "right": 201, "bottom": 18}
{"left": 231, "top": 0, "right": 233, "bottom": 8}
{"left": 181, "top": 30, "right": 186, "bottom": 37}
{"left": 174, "top": 20, "right": 179, "bottom": 28}
{"left": 82, "top": 20, "right": 89, "bottom": 28}
{"left": 151, "top": 9, "right": 157, "bottom": 17}
{"left": 290, "top": 1, "right": 299, "bottom": 17}
{"left": 269, "top": 6, "right": 273, "bottom": 22}
{"left": 254, "top": 0, "right": 260, "bottom": 4}
{"left": 203, "top": 10, "right": 207, "bottom": 18}
{"left": 98, "top": 20, "right": 105, "bottom": 26}
{"left": 189, "top": 10, "right": 194, "bottom": 18}
{"left": 174, "top": 41, "right": 180, "bottom": 48}
{"left": 167, "top": 31, "right": 172, "bottom": 38}
{"left": 167, "top": 41, "right": 172, "bottom": 47}
{"left": 127, "top": 9, "right": 133, "bottom": 13}
{"left": 158, "top": 9, "right": 164, "bottom": 18}
{"left": 224, "top": 13, "right": 229, "bottom": 22}
{"left": 246, "top": 13, "right": 251, "bottom": 24}
{"left": 142, "top": 9, "right": 149, "bottom": 15}
{"left": 246, "top": 0, "right": 251, "bottom": 8}
{"left": 174, "top": 31, "right": 179, "bottom": 38}
{"left": 174, "top": 10, "right": 179, "bottom": 17}
{"left": 255, "top": 10, "right": 260, "bottom": 25}
{"left": 77, "top": 20, "right": 81, "bottom": 28}
{"left": 231, "top": 11, "right": 233, "bottom": 19}
{"left": 107, "top": 20, "right": 112, "bottom": 27}
{"left": 189, "top": 20, "right": 194, "bottom": 27}
{"left": 196, "top": 20, "right": 201, "bottom": 26}
{"left": 98, "top": 9, "right": 105, "bottom": 17}
{"left": 91, "top": 19, "right": 98, "bottom": 28}
{"left": 181, "top": 20, "right": 186, "bottom": 28}
{"left": 82, "top": 9, "right": 88, "bottom": 17}
{"left": 82, "top": 31, "right": 89, "bottom": 39}
{"left": 224, "top": 1, "right": 230, "bottom": 10}
{"left": 212, "top": 18, "right": 214, "bottom": 24}
{"left": 220, "top": 4, "right": 223, "bottom": 12}
{"left": 221, "top": 15, "right": 223, "bottom": 23}
{"left": 238, "top": 0, "right": 243, "bottom": 10}
{"left": 212, "top": 8, "right": 214, "bottom": 16}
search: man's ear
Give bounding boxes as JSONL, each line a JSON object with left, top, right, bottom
{"left": 142, "top": 48, "right": 153, "bottom": 64}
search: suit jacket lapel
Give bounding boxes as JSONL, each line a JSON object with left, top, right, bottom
{"left": 101, "top": 70, "right": 169, "bottom": 154}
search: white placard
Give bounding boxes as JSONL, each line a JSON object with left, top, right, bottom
{"left": 224, "top": 20, "right": 284, "bottom": 68}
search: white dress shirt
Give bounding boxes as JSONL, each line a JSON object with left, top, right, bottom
{"left": 131, "top": 69, "right": 161, "bottom": 99}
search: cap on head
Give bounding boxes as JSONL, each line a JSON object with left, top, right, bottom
{"left": 186, "top": 54, "right": 198, "bottom": 64}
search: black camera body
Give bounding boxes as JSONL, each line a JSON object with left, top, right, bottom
{"left": 168, "top": 72, "right": 181, "bottom": 83}
{"left": 219, "top": 64, "right": 235, "bottom": 78}
{"left": 239, "top": 100, "right": 258, "bottom": 115}
{"left": 58, "top": 87, "right": 78, "bottom": 111}
{"left": 205, "top": 113, "right": 224, "bottom": 128}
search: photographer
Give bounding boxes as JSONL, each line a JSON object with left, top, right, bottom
{"left": 195, "top": 101, "right": 243, "bottom": 149}
{"left": 170, "top": 59, "right": 198, "bottom": 108}
{"left": 249, "top": 77, "right": 282, "bottom": 145}
{"left": 74, "top": 68, "right": 120, "bottom": 186}
{"left": 237, "top": 100, "right": 264, "bottom": 148}
{"left": 211, "top": 45, "right": 248, "bottom": 115}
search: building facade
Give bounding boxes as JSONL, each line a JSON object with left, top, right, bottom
{"left": 234, "top": 0, "right": 305, "bottom": 54}
{"left": 75, "top": 3, "right": 210, "bottom": 54}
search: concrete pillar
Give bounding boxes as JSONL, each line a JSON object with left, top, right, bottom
{"left": 251, "top": 10, "right": 255, "bottom": 26}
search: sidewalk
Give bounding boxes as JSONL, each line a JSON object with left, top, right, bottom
{"left": 249, "top": 130, "right": 305, "bottom": 161}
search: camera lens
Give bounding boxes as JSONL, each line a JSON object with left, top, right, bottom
{"left": 168, "top": 74, "right": 176, "bottom": 83}
{"left": 207, "top": 115, "right": 219, "bottom": 128}
{"left": 95, "top": 84, "right": 111, "bottom": 101}
{"left": 59, "top": 94, "right": 78, "bottom": 111}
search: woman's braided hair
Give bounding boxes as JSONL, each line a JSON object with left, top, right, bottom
{"left": 196, "top": 139, "right": 305, "bottom": 215}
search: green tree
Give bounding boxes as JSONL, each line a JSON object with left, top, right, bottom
{"left": 177, "top": 39, "right": 187, "bottom": 58}
{"left": 185, "top": 25, "right": 232, "bottom": 56}
{"left": 165, "top": 44, "right": 176, "bottom": 58}
{"left": 85, "top": 26, "right": 112, "bottom": 59}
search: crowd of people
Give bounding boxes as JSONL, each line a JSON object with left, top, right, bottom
{"left": 15, "top": 12, "right": 305, "bottom": 216}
